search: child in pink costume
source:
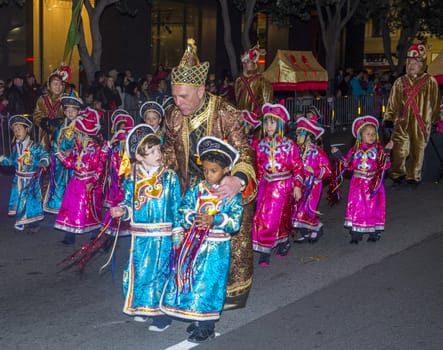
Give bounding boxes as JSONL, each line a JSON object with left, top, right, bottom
{"left": 55, "top": 108, "right": 106, "bottom": 244}
{"left": 331, "top": 116, "right": 393, "bottom": 244}
{"left": 252, "top": 103, "right": 303, "bottom": 266}
{"left": 292, "top": 116, "right": 331, "bottom": 243}
{"left": 103, "top": 111, "right": 134, "bottom": 208}
{"left": 241, "top": 109, "right": 261, "bottom": 151}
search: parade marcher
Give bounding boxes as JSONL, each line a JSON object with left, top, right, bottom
{"left": 161, "top": 136, "right": 244, "bottom": 343}
{"left": 251, "top": 103, "right": 303, "bottom": 266}
{"left": 109, "top": 124, "right": 182, "bottom": 331}
{"left": 33, "top": 65, "right": 71, "bottom": 151}
{"left": 331, "top": 116, "right": 393, "bottom": 244}
{"left": 383, "top": 42, "right": 440, "bottom": 189}
{"left": 234, "top": 44, "right": 273, "bottom": 117}
{"left": 103, "top": 111, "right": 134, "bottom": 208}
{"left": 242, "top": 109, "right": 261, "bottom": 151}
{"left": 54, "top": 108, "right": 105, "bottom": 244}
{"left": 139, "top": 101, "right": 165, "bottom": 142}
{"left": 0, "top": 115, "right": 49, "bottom": 232}
{"left": 162, "top": 38, "right": 257, "bottom": 309}
{"left": 292, "top": 116, "right": 331, "bottom": 243}
{"left": 43, "top": 96, "right": 83, "bottom": 214}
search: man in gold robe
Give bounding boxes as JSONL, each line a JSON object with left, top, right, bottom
{"left": 235, "top": 45, "right": 273, "bottom": 115}
{"left": 383, "top": 42, "right": 440, "bottom": 189}
{"left": 163, "top": 39, "right": 257, "bottom": 310}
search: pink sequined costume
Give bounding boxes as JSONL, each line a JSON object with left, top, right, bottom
{"left": 252, "top": 133, "right": 303, "bottom": 253}
{"left": 340, "top": 143, "right": 390, "bottom": 233}
{"left": 292, "top": 143, "right": 331, "bottom": 232}
{"left": 55, "top": 108, "right": 105, "bottom": 235}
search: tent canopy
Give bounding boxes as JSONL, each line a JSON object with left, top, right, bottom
{"left": 428, "top": 51, "right": 443, "bottom": 85}
{"left": 263, "top": 50, "right": 328, "bottom": 91}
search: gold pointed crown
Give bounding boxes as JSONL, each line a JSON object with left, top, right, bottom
{"left": 171, "top": 38, "right": 209, "bottom": 86}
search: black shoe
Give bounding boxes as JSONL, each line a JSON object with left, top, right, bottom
{"left": 186, "top": 322, "right": 198, "bottom": 334}
{"left": 309, "top": 228, "right": 323, "bottom": 243}
{"left": 61, "top": 240, "right": 74, "bottom": 245}
{"left": 188, "top": 328, "right": 215, "bottom": 343}
{"left": 349, "top": 231, "right": 362, "bottom": 244}
{"left": 258, "top": 252, "right": 271, "bottom": 266}
{"left": 367, "top": 232, "right": 381, "bottom": 242}
{"left": 392, "top": 176, "right": 405, "bottom": 189}
{"left": 294, "top": 234, "right": 310, "bottom": 244}
{"left": 406, "top": 180, "right": 419, "bottom": 191}
{"left": 276, "top": 241, "right": 291, "bottom": 257}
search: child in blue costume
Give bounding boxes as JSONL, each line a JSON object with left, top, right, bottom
{"left": 43, "top": 96, "right": 82, "bottom": 214}
{"left": 110, "top": 124, "right": 182, "bottom": 332}
{"left": 139, "top": 101, "right": 165, "bottom": 143}
{"left": 160, "top": 136, "right": 244, "bottom": 343}
{"left": 0, "top": 115, "right": 49, "bottom": 232}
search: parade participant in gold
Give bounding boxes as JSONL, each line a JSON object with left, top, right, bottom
{"left": 383, "top": 42, "right": 440, "bottom": 189}
{"left": 235, "top": 44, "right": 273, "bottom": 115}
{"left": 163, "top": 39, "right": 257, "bottom": 309}
{"left": 33, "top": 65, "right": 71, "bottom": 151}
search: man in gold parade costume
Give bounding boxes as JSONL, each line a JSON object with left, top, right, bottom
{"left": 235, "top": 45, "right": 273, "bottom": 115}
{"left": 163, "top": 39, "right": 257, "bottom": 309}
{"left": 383, "top": 42, "right": 440, "bottom": 189}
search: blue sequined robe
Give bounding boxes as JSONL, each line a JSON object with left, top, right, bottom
{"left": 160, "top": 181, "right": 244, "bottom": 321}
{"left": 120, "top": 165, "right": 182, "bottom": 317}
{"left": 0, "top": 137, "right": 49, "bottom": 227}
{"left": 43, "top": 119, "right": 75, "bottom": 213}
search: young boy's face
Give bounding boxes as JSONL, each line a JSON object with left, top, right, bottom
{"left": 64, "top": 106, "right": 80, "bottom": 121}
{"left": 361, "top": 125, "right": 377, "bottom": 145}
{"left": 202, "top": 160, "right": 229, "bottom": 186}
{"left": 143, "top": 111, "right": 162, "bottom": 130}
{"left": 12, "top": 124, "right": 28, "bottom": 141}
{"left": 136, "top": 144, "right": 162, "bottom": 168}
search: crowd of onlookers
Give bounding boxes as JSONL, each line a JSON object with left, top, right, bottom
{"left": 334, "top": 67, "right": 397, "bottom": 99}
{"left": 0, "top": 65, "right": 238, "bottom": 121}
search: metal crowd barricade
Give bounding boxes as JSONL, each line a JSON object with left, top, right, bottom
{"left": 0, "top": 99, "right": 386, "bottom": 157}
{"left": 284, "top": 94, "right": 386, "bottom": 132}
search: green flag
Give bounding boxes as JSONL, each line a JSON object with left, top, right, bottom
{"left": 63, "top": 0, "right": 83, "bottom": 64}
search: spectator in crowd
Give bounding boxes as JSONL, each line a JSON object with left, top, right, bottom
{"left": 102, "top": 75, "right": 122, "bottom": 111}
{"left": 350, "top": 70, "right": 367, "bottom": 96}
{"left": 218, "top": 75, "right": 236, "bottom": 105}
{"left": 139, "top": 78, "right": 151, "bottom": 102}
{"left": 336, "top": 73, "right": 352, "bottom": 97}
{"left": 123, "top": 81, "right": 141, "bottom": 115}
{"left": 151, "top": 78, "right": 168, "bottom": 105}
{"left": 24, "top": 73, "right": 42, "bottom": 110}
{"left": 91, "top": 70, "right": 106, "bottom": 103}
{"left": 6, "top": 72, "right": 33, "bottom": 115}
{"left": 0, "top": 79, "right": 7, "bottom": 115}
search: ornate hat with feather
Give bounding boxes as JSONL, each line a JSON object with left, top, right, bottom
{"left": 171, "top": 38, "right": 210, "bottom": 86}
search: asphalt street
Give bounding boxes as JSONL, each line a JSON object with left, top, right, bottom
{"left": 1, "top": 139, "right": 443, "bottom": 349}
